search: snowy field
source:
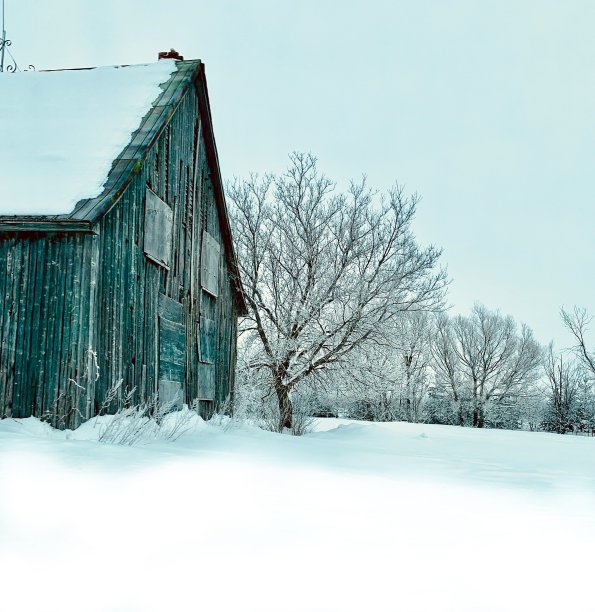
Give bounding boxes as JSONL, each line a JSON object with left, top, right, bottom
{"left": 1, "top": 415, "right": 594, "bottom": 612}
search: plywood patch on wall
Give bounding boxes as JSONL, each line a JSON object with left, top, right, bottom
{"left": 144, "top": 188, "right": 173, "bottom": 269}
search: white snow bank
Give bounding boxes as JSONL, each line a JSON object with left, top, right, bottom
{"left": 0, "top": 417, "right": 594, "bottom": 612}
{"left": 0, "top": 60, "right": 177, "bottom": 215}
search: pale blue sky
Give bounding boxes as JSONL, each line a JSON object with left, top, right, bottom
{"left": 6, "top": 0, "right": 595, "bottom": 346}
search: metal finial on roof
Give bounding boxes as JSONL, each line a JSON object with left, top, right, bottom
{"left": 0, "top": 0, "right": 35, "bottom": 73}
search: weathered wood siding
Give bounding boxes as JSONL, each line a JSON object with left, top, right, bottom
{"left": 0, "top": 82, "right": 240, "bottom": 426}
{"left": 89, "top": 82, "right": 239, "bottom": 417}
{"left": 0, "top": 232, "right": 99, "bottom": 428}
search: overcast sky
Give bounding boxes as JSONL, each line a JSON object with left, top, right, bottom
{"left": 6, "top": 0, "right": 595, "bottom": 346}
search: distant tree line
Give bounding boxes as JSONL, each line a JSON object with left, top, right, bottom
{"left": 229, "top": 154, "right": 595, "bottom": 435}
{"left": 266, "top": 307, "right": 595, "bottom": 436}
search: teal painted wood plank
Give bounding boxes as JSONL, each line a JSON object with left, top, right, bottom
{"left": 159, "top": 316, "right": 185, "bottom": 383}
{"left": 199, "top": 315, "right": 217, "bottom": 365}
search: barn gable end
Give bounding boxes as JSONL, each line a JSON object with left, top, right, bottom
{"left": 0, "top": 59, "right": 245, "bottom": 428}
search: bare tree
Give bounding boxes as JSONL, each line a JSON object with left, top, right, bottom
{"left": 327, "top": 312, "right": 433, "bottom": 422}
{"left": 326, "top": 347, "right": 401, "bottom": 421}
{"left": 430, "top": 312, "right": 465, "bottom": 425}
{"left": 542, "top": 343, "right": 581, "bottom": 434}
{"left": 430, "top": 304, "right": 542, "bottom": 427}
{"left": 395, "top": 312, "right": 433, "bottom": 422}
{"left": 228, "top": 153, "right": 446, "bottom": 431}
{"left": 561, "top": 307, "right": 595, "bottom": 377}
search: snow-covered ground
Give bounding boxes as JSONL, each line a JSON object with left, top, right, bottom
{"left": 1, "top": 415, "right": 594, "bottom": 612}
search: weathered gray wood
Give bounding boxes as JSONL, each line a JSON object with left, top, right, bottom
{"left": 199, "top": 315, "right": 217, "bottom": 364}
{"left": 196, "top": 363, "right": 215, "bottom": 400}
{"left": 159, "top": 317, "right": 185, "bottom": 382}
{"left": 158, "top": 293, "right": 183, "bottom": 323}
{"left": 201, "top": 230, "right": 220, "bottom": 297}
{"left": 0, "top": 220, "right": 94, "bottom": 232}
{"left": 158, "top": 379, "right": 183, "bottom": 408}
{"left": 144, "top": 188, "right": 173, "bottom": 268}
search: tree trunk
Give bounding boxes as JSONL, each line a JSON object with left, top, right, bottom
{"left": 477, "top": 404, "right": 485, "bottom": 428}
{"left": 275, "top": 384, "right": 293, "bottom": 431}
{"left": 471, "top": 399, "right": 485, "bottom": 428}
{"left": 472, "top": 381, "right": 479, "bottom": 427}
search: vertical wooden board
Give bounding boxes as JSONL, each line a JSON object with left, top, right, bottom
{"left": 148, "top": 265, "right": 160, "bottom": 396}
{"left": 143, "top": 263, "right": 153, "bottom": 400}
{"left": 118, "top": 198, "right": 127, "bottom": 398}
{"left": 111, "top": 205, "right": 121, "bottom": 394}
{"left": 64, "top": 237, "right": 81, "bottom": 420}
{"left": 47, "top": 237, "right": 69, "bottom": 423}
{"left": 135, "top": 177, "right": 147, "bottom": 402}
{"left": 0, "top": 240, "right": 13, "bottom": 415}
{"left": 17, "top": 239, "right": 34, "bottom": 415}
{"left": 197, "top": 399, "right": 214, "bottom": 420}
{"left": 0, "top": 240, "right": 13, "bottom": 417}
{"left": 13, "top": 240, "right": 34, "bottom": 415}
{"left": 70, "top": 235, "right": 87, "bottom": 426}
{"left": 6, "top": 240, "right": 25, "bottom": 417}
{"left": 55, "top": 237, "right": 75, "bottom": 424}
{"left": 39, "top": 239, "right": 55, "bottom": 420}
{"left": 110, "top": 205, "right": 121, "bottom": 390}
{"left": 127, "top": 187, "right": 139, "bottom": 396}
{"left": 69, "top": 235, "right": 87, "bottom": 426}
{"left": 199, "top": 315, "right": 217, "bottom": 364}
{"left": 33, "top": 240, "right": 49, "bottom": 417}
{"left": 85, "top": 233, "right": 100, "bottom": 420}
{"left": 121, "top": 191, "right": 132, "bottom": 391}
{"left": 132, "top": 180, "right": 142, "bottom": 399}
{"left": 0, "top": 242, "right": 8, "bottom": 380}
{"left": 159, "top": 129, "right": 167, "bottom": 201}
{"left": 65, "top": 238, "right": 81, "bottom": 425}
{"left": 99, "top": 212, "right": 112, "bottom": 404}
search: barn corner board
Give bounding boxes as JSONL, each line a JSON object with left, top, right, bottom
{"left": 0, "top": 59, "right": 246, "bottom": 428}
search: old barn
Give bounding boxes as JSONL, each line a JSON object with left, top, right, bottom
{"left": 0, "top": 56, "right": 246, "bottom": 428}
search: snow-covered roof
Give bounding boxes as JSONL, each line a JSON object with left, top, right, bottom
{"left": 0, "top": 60, "right": 178, "bottom": 216}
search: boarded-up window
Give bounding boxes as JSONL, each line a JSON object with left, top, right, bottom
{"left": 159, "top": 317, "right": 185, "bottom": 382}
{"left": 201, "top": 231, "right": 220, "bottom": 297}
{"left": 197, "top": 363, "right": 215, "bottom": 400}
{"left": 144, "top": 188, "right": 173, "bottom": 268}
{"left": 199, "top": 315, "right": 217, "bottom": 364}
